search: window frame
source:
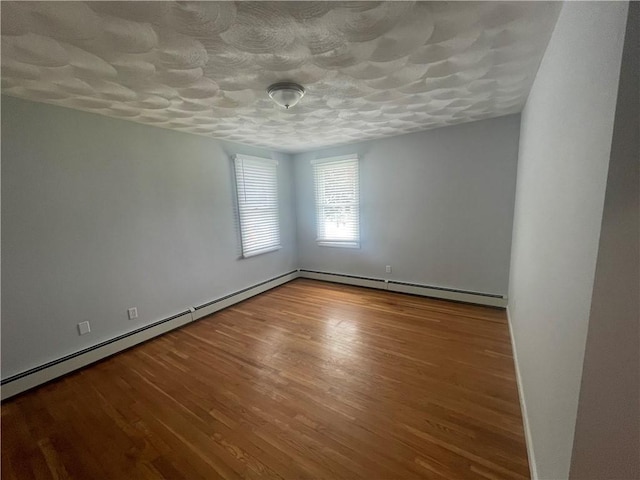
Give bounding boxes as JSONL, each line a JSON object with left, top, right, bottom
{"left": 233, "top": 154, "right": 282, "bottom": 258}
{"left": 311, "top": 154, "right": 361, "bottom": 249}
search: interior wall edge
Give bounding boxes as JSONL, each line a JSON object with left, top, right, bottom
{"left": 506, "top": 2, "right": 629, "bottom": 477}
{"left": 569, "top": 1, "right": 640, "bottom": 476}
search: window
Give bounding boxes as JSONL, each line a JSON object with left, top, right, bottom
{"left": 234, "top": 154, "right": 281, "bottom": 258}
{"left": 312, "top": 155, "right": 360, "bottom": 248}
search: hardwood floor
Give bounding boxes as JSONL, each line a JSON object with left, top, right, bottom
{"left": 2, "top": 279, "right": 529, "bottom": 479}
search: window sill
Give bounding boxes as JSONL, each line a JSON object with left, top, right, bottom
{"left": 316, "top": 241, "right": 360, "bottom": 249}
{"left": 242, "top": 245, "right": 282, "bottom": 258}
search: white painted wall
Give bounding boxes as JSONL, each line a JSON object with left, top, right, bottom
{"left": 294, "top": 115, "right": 521, "bottom": 296}
{"left": 570, "top": 3, "right": 640, "bottom": 477}
{"left": 1, "top": 96, "right": 297, "bottom": 379}
{"left": 507, "top": 2, "right": 629, "bottom": 479}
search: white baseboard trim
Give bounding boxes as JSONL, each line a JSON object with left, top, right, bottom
{"left": 506, "top": 306, "right": 538, "bottom": 480}
{"left": 299, "top": 269, "right": 507, "bottom": 308}
{"left": 1, "top": 270, "right": 299, "bottom": 401}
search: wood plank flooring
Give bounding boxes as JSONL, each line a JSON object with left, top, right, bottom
{"left": 1, "top": 279, "right": 529, "bottom": 479}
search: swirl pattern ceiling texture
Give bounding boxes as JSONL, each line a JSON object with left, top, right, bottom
{"left": 1, "top": 2, "right": 560, "bottom": 152}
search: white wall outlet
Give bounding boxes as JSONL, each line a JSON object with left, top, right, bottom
{"left": 78, "top": 321, "right": 91, "bottom": 336}
{"left": 385, "top": 265, "right": 392, "bottom": 273}
{"left": 127, "top": 307, "right": 138, "bottom": 320}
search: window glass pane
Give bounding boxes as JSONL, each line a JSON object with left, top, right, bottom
{"left": 313, "top": 156, "right": 360, "bottom": 247}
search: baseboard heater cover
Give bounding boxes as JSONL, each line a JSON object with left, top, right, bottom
{"left": 298, "top": 269, "right": 507, "bottom": 308}
{"left": 1, "top": 269, "right": 502, "bottom": 399}
{"left": 192, "top": 270, "right": 298, "bottom": 320}
{"left": 1, "top": 270, "right": 299, "bottom": 400}
{"left": 298, "top": 269, "right": 387, "bottom": 289}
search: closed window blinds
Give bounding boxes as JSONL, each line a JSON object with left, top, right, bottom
{"left": 312, "top": 155, "right": 360, "bottom": 247}
{"left": 234, "top": 155, "right": 281, "bottom": 258}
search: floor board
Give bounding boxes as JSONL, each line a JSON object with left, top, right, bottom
{"left": 1, "top": 279, "right": 529, "bottom": 479}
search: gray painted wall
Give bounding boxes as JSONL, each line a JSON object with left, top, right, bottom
{"left": 1, "top": 96, "right": 297, "bottom": 379}
{"left": 508, "top": 2, "right": 629, "bottom": 479}
{"left": 570, "top": 3, "right": 640, "bottom": 477}
{"left": 293, "top": 115, "right": 521, "bottom": 296}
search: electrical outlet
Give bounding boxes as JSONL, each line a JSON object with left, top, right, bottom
{"left": 78, "top": 321, "right": 91, "bottom": 336}
{"left": 127, "top": 307, "right": 138, "bottom": 320}
{"left": 385, "top": 265, "right": 392, "bottom": 273}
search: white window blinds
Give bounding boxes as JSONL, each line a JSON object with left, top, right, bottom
{"left": 312, "top": 155, "right": 360, "bottom": 248}
{"left": 234, "top": 155, "right": 281, "bottom": 258}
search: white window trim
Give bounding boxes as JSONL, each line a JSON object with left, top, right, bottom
{"left": 311, "top": 154, "right": 360, "bottom": 249}
{"left": 233, "top": 154, "right": 281, "bottom": 258}
{"left": 316, "top": 240, "right": 360, "bottom": 248}
{"left": 310, "top": 154, "right": 360, "bottom": 166}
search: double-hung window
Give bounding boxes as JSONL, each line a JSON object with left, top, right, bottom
{"left": 312, "top": 155, "right": 360, "bottom": 248}
{"left": 233, "top": 154, "right": 281, "bottom": 258}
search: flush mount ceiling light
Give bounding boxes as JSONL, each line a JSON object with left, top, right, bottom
{"left": 267, "top": 82, "right": 305, "bottom": 109}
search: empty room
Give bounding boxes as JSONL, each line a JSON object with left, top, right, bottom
{"left": 1, "top": 2, "right": 638, "bottom": 479}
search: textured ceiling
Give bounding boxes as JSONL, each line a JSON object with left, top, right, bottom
{"left": 1, "top": 1, "right": 560, "bottom": 152}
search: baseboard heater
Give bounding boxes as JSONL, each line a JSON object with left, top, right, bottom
{"left": 0, "top": 270, "right": 299, "bottom": 401}
{"left": 2, "top": 268, "right": 504, "bottom": 400}
{"left": 298, "top": 269, "right": 507, "bottom": 308}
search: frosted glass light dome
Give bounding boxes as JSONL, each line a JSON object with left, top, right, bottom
{"left": 267, "top": 82, "right": 305, "bottom": 109}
